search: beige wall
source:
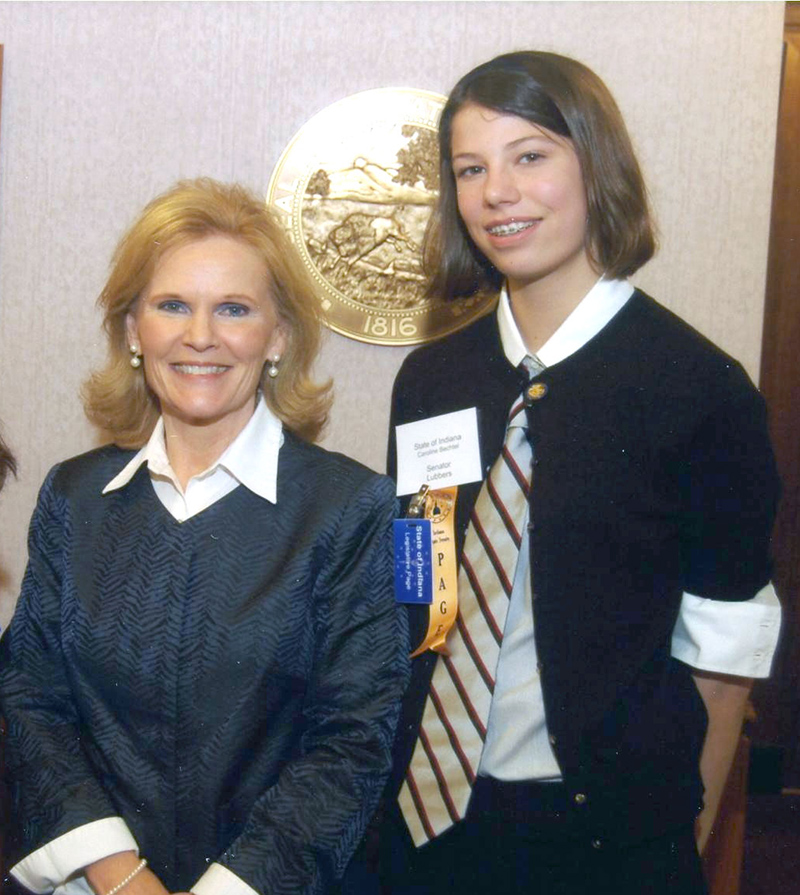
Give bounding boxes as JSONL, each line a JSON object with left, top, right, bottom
{"left": 0, "top": 1, "right": 785, "bottom": 624}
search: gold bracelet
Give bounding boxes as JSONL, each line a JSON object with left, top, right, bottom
{"left": 104, "top": 858, "right": 148, "bottom": 895}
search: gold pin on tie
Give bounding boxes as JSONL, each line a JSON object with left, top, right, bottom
{"left": 526, "top": 382, "right": 548, "bottom": 401}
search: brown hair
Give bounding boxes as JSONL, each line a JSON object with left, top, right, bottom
{"left": 83, "top": 178, "right": 331, "bottom": 446}
{"left": 0, "top": 428, "right": 16, "bottom": 492}
{"left": 425, "top": 51, "right": 657, "bottom": 299}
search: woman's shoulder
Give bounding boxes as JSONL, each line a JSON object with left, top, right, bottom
{"left": 24, "top": 446, "right": 138, "bottom": 533}
{"left": 46, "top": 444, "right": 138, "bottom": 497}
{"left": 279, "top": 432, "right": 395, "bottom": 502}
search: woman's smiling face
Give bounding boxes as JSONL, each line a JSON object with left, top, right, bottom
{"left": 126, "top": 234, "right": 286, "bottom": 444}
{"left": 450, "top": 103, "right": 595, "bottom": 297}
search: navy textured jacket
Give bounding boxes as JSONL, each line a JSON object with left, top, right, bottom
{"left": 386, "top": 291, "right": 779, "bottom": 846}
{"left": 0, "top": 432, "right": 409, "bottom": 894}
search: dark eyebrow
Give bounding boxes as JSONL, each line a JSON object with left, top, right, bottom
{"left": 452, "top": 132, "right": 558, "bottom": 163}
{"left": 508, "top": 133, "right": 556, "bottom": 148}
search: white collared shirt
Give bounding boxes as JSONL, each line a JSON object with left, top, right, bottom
{"left": 479, "top": 278, "right": 781, "bottom": 781}
{"left": 12, "top": 400, "right": 283, "bottom": 895}
{"left": 103, "top": 395, "right": 283, "bottom": 520}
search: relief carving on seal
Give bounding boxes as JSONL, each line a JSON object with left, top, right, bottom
{"left": 267, "top": 88, "right": 496, "bottom": 346}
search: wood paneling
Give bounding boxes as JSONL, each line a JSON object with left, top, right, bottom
{"left": 755, "top": 1, "right": 800, "bottom": 786}
{"left": 704, "top": 735, "right": 751, "bottom": 895}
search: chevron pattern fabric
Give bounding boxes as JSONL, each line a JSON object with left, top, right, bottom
{"left": 0, "top": 435, "right": 408, "bottom": 895}
{"left": 399, "top": 387, "right": 534, "bottom": 845}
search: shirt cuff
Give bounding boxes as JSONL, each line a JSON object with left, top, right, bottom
{"left": 193, "top": 863, "right": 259, "bottom": 895}
{"left": 670, "top": 583, "right": 782, "bottom": 678}
{"left": 11, "top": 817, "right": 139, "bottom": 894}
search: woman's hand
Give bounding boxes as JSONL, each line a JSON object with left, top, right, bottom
{"left": 85, "top": 852, "right": 170, "bottom": 895}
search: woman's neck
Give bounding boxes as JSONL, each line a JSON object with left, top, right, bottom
{"left": 161, "top": 404, "right": 255, "bottom": 490}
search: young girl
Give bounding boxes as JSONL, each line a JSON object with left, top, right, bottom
{"left": 382, "top": 51, "right": 780, "bottom": 895}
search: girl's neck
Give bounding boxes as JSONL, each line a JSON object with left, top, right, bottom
{"left": 508, "top": 257, "right": 601, "bottom": 354}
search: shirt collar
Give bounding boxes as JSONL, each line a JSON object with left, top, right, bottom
{"left": 102, "top": 397, "right": 284, "bottom": 504}
{"left": 498, "top": 277, "right": 634, "bottom": 370}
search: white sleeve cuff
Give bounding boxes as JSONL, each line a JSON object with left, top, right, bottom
{"left": 193, "top": 863, "right": 259, "bottom": 895}
{"left": 11, "top": 817, "right": 138, "bottom": 894}
{"left": 671, "top": 583, "right": 782, "bottom": 677}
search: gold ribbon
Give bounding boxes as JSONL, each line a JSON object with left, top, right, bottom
{"left": 409, "top": 486, "right": 459, "bottom": 658}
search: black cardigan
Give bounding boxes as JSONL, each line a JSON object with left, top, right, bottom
{"left": 387, "top": 290, "right": 779, "bottom": 845}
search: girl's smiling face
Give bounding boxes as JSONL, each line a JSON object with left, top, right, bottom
{"left": 451, "top": 103, "right": 596, "bottom": 299}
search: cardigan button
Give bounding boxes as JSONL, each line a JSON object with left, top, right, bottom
{"left": 574, "top": 792, "right": 587, "bottom": 805}
{"left": 548, "top": 734, "right": 557, "bottom": 746}
{"left": 591, "top": 838, "right": 603, "bottom": 850}
{"left": 525, "top": 382, "right": 549, "bottom": 403}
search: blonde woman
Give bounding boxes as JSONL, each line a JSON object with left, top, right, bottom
{"left": 1, "top": 179, "right": 407, "bottom": 895}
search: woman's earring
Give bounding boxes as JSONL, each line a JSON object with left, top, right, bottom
{"left": 267, "top": 357, "right": 280, "bottom": 379}
{"left": 129, "top": 345, "right": 142, "bottom": 369}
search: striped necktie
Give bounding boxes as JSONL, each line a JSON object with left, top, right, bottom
{"left": 399, "top": 368, "right": 539, "bottom": 845}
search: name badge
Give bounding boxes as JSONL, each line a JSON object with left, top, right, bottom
{"left": 395, "top": 408, "right": 482, "bottom": 497}
{"left": 393, "top": 519, "right": 433, "bottom": 605}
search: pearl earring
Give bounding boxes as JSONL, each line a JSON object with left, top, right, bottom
{"left": 267, "top": 357, "right": 280, "bottom": 379}
{"left": 129, "top": 345, "right": 142, "bottom": 369}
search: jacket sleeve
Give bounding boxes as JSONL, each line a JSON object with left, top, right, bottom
{"left": 0, "top": 468, "right": 125, "bottom": 868}
{"left": 210, "top": 473, "right": 409, "bottom": 895}
{"left": 679, "top": 373, "right": 780, "bottom": 601}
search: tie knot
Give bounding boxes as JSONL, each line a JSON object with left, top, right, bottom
{"left": 519, "top": 354, "right": 545, "bottom": 380}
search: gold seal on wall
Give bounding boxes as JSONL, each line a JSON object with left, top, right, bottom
{"left": 266, "top": 88, "right": 496, "bottom": 346}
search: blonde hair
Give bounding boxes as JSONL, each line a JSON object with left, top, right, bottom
{"left": 83, "top": 178, "right": 331, "bottom": 446}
